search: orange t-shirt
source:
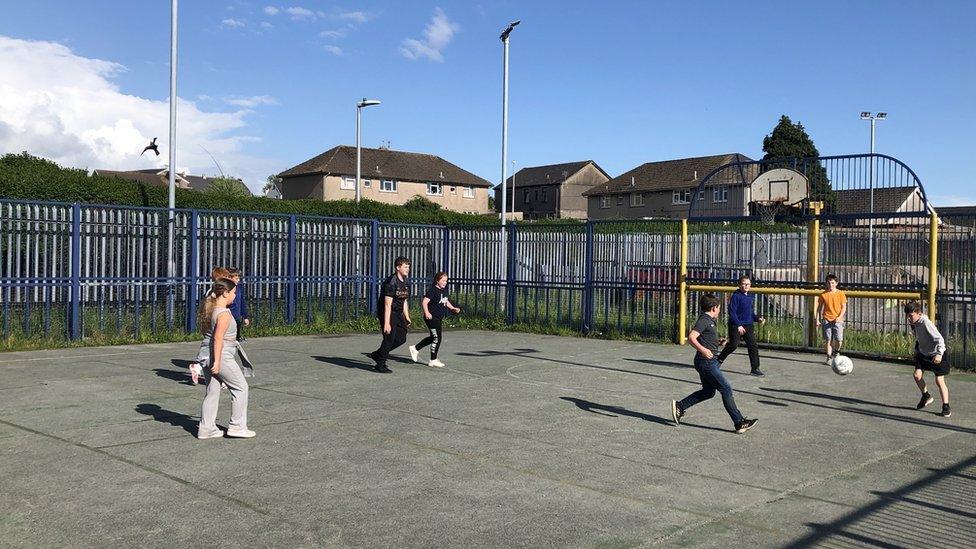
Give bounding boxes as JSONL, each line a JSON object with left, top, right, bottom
{"left": 818, "top": 290, "right": 847, "bottom": 321}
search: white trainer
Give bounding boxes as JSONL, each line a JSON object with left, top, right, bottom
{"left": 197, "top": 429, "right": 224, "bottom": 440}
{"left": 226, "top": 428, "right": 256, "bottom": 438}
{"left": 428, "top": 359, "right": 445, "bottom": 368}
{"left": 409, "top": 345, "right": 420, "bottom": 363}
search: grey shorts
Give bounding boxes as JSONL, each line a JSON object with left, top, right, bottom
{"left": 822, "top": 320, "right": 844, "bottom": 343}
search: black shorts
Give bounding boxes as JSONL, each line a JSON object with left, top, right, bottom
{"left": 915, "top": 351, "right": 950, "bottom": 376}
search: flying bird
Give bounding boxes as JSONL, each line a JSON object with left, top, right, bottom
{"left": 141, "top": 138, "right": 160, "bottom": 156}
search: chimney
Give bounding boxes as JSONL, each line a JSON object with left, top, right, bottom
{"left": 693, "top": 170, "right": 698, "bottom": 180}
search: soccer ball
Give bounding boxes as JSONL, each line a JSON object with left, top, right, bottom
{"left": 831, "top": 355, "right": 854, "bottom": 376}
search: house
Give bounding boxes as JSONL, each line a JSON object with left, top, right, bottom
{"left": 494, "top": 160, "right": 610, "bottom": 220}
{"left": 583, "top": 153, "right": 753, "bottom": 220}
{"left": 833, "top": 187, "right": 934, "bottom": 226}
{"left": 934, "top": 205, "right": 976, "bottom": 228}
{"left": 93, "top": 169, "right": 251, "bottom": 195}
{"left": 277, "top": 145, "right": 492, "bottom": 214}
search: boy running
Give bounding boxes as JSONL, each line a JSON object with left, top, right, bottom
{"left": 905, "top": 301, "right": 951, "bottom": 417}
{"left": 369, "top": 257, "right": 411, "bottom": 373}
{"left": 671, "top": 294, "right": 758, "bottom": 434}
{"left": 816, "top": 274, "right": 848, "bottom": 363}
{"left": 409, "top": 272, "right": 461, "bottom": 368}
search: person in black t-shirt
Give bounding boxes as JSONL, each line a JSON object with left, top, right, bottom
{"left": 409, "top": 272, "right": 461, "bottom": 368}
{"left": 369, "top": 257, "right": 411, "bottom": 373}
{"left": 670, "top": 294, "right": 758, "bottom": 434}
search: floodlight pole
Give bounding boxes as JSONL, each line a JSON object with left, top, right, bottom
{"left": 861, "top": 112, "right": 886, "bottom": 264}
{"left": 356, "top": 98, "right": 381, "bottom": 203}
{"left": 167, "top": 0, "right": 178, "bottom": 322}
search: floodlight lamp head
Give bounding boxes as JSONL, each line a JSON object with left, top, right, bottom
{"left": 876, "top": 112, "right": 887, "bottom": 119}
{"left": 358, "top": 98, "right": 381, "bottom": 108}
{"left": 500, "top": 20, "right": 520, "bottom": 40}
{"left": 860, "top": 112, "right": 872, "bottom": 119}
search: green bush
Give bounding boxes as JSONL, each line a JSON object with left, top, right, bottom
{"left": 0, "top": 152, "right": 498, "bottom": 226}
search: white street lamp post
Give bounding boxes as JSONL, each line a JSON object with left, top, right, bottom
{"left": 500, "top": 20, "right": 519, "bottom": 225}
{"left": 860, "top": 111, "right": 887, "bottom": 264}
{"left": 356, "top": 98, "right": 381, "bottom": 203}
{"left": 167, "top": 0, "right": 178, "bottom": 320}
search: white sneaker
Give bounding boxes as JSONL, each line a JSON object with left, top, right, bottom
{"left": 197, "top": 428, "right": 224, "bottom": 440}
{"left": 226, "top": 428, "right": 256, "bottom": 438}
{"left": 428, "top": 359, "right": 445, "bottom": 368}
{"left": 409, "top": 345, "right": 420, "bottom": 363}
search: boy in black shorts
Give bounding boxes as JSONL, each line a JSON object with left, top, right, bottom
{"left": 671, "top": 294, "right": 758, "bottom": 434}
{"left": 905, "top": 301, "right": 951, "bottom": 417}
{"left": 369, "top": 257, "right": 411, "bottom": 373}
{"left": 409, "top": 271, "right": 461, "bottom": 368}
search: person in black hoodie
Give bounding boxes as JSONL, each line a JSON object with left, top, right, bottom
{"left": 409, "top": 272, "right": 461, "bottom": 368}
{"left": 369, "top": 257, "right": 411, "bottom": 373}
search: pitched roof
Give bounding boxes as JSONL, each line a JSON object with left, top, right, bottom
{"left": 581, "top": 153, "right": 753, "bottom": 196}
{"left": 934, "top": 205, "right": 976, "bottom": 217}
{"left": 502, "top": 160, "right": 609, "bottom": 189}
{"left": 833, "top": 187, "right": 919, "bottom": 215}
{"left": 93, "top": 169, "right": 245, "bottom": 193}
{"left": 279, "top": 145, "right": 492, "bottom": 188}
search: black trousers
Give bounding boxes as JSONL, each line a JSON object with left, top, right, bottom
{"left": 717, "top": 323, "right": 760, "bottom": 371}
{"left": 415, "top": 318, "right": 443, "bottom": 359}
{"left": 374, "top": 317, "right": 408, "bottom": 366}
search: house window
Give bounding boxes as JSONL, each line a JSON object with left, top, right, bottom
{"left": 427, "top": 182, "right": 442, "bottom": 196}
{"left": 630, "top": 193, "right": 645, "bottom": 207}
{"left": 600, "top": 196, "right": 610, "bottom": 209}
{"left": 449, "top": 185, "right": 457, "bottom": 194}
{"left": 713, "top": 186, "right": 728, "bottom": 203}
{"left": 341, "top": 176, "right": 355, "bottom": 190}
{"left": 524, "top": 189, "right": 530, "bottom": 202}
{"left": 363, "top": 178, "right": 371, "bottom": 188}
{"left": 463, "top": 186, "right": 474, "bottom": 198}
{"left": 672, "top": 189, "right": 691, "bottom": 204}
{"left": 541, "top": 189, "right": 547, "bottom": 201}
{"left": 617, "top": 195, "right": 625, "bottom": 206}
{"left": 698, "top": 190, "right": 705, "bottom": 201}
{"left": 380, "top": 179, "right": 397, "bottom": 193}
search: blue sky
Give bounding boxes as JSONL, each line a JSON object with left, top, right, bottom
{"left": 1, "top": 0, "right": 974, "bottom": 204}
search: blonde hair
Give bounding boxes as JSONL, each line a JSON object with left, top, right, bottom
{"left": 197, "top": 278, "right": 236, "bottom": 334}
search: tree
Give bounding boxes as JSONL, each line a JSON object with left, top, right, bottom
{"left": 208, "top": 176, "right": 252, "bottom": 197}
{"left": 403, "top": 195, "right": 442, "bottom": 211}
{"left": 263, "top": 174, "right": 281, "bottom": 197}
{"left": 761, "top": 115, "right": 836, "bottom": 212}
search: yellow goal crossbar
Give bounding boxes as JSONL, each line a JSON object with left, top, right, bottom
{"left": 684, "top": 284, "right": 924, "bottom": 301}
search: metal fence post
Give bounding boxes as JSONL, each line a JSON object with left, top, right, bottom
{"left": 506, "top": 223, "right": 517, "bottom": 325}
{"left": 286, "top": 215, "right": 297, "bottom": 324}
{"left": 442, "top": 226, "right": 451, "bottom": 272}
{"left": 368, "top": 219, "right": 379, "bottom": 317}
{"left": 186, "top": 210, "right": 199, "bottom": 333}
{"left": 69, "top": 203, "right": 81, "bottom": 340}
{"left": 583, "top": 221, "right": 594, "bottom": 333}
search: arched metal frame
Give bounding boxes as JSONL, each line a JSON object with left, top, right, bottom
{"left": 687, "top": 153, "right": 929, "bottom": 222}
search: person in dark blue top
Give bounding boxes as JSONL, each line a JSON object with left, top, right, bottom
{"left": 227, "top": 268, "right": 250, "bottom": 341}
{"left": 409, "top": 272, "right": 461, "bottom": 368}
{"left": 716, "top": 275, "right": 766, "bottom": 376}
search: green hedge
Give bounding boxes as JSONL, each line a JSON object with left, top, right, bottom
{"left": 0, "top": 152, "right": 498, "bottom": 226}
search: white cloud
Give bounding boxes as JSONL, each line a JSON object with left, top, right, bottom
{"left": 399, "top": 8, "right": 459, "bottom": 62}
{"left": 323, "top": 45, "right": 343, "bottom": 56}
{"left": 226, "top": 95, "right": 279, "bottom": 108}
{"left": 286, "top": 6, "right": 315, "bottom": 20}
{"left": 319, "top": 29, "right": 346, "bottom": 39}
{"left": 263, "top": 6, "right": 279, "bottom": 15}
{"left": 221, "top": 18, "right": 246, "bottom": 28}
{"left": 260, "top": 21, "right": 274, "bottom": 29}
{"left": 0, "top": 35, "right": 277, "bottom": 193}
{"left": 337, "top": 10, "right": 372, "bottom": 24}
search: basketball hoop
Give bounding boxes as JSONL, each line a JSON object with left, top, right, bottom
{"left": 755, "top": 201, "right": 786, "bottom": 225}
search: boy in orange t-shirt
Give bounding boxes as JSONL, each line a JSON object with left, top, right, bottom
{"left": 816, "top": 274, "right": 848, "bottom": 363}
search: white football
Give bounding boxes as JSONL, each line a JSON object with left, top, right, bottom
{"left": 831, "top": 355, "right": 854, "bottom": 375}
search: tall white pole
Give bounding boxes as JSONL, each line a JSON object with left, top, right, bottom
{"left": 868, "top": 118, "right": 875, "bottom": 264}
{"left": 501, "top": 36, "right": 510, "bottom": 226}
{"left": 356, "top": 103, "right": 362, "bottom": 203}
{"left": 168, "top": 0, "right": 178, "bottom": 316}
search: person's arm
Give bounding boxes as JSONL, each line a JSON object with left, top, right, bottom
{"left": 240, "top": 284, "right": 250, "bottom": 326}
{"left": 926, "top": 319, "right": 947, "bottom": 362}
{"left": 402, "top": 297, "right": 410, "bottom": 324}
{"left": 445, "top": 298, "right": 461, "bottom": 313}
{"left": 838, "top": 294, "right": 848, "bottom": 323}
{"left": 383, "top": 296, "right": 393, "bottom": 334}
{"left": 728, "top": 294, "right": 741, "bottom": 328}
{"left": 688, "top": 329, "right": 713, "bottom": 359}
{"left": 422, "top": 297, "right": 432, "bottom": 320}
{"left": 211, "top": 312, "right": 230, "bottom": 375}
{"left": 815, "top": 297, "right": 824, "bottom": 325}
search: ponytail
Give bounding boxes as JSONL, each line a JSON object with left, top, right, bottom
{"left": 197, "top": 278, "right": 236, "bottom": 333}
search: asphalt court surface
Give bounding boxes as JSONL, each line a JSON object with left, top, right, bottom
{"left": 1, "top": 330, "right": 974, "bottom": 547}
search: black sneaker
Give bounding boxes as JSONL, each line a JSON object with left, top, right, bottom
{"left": 940, "top": 404, "right": 951, "bottom": 418}
{"left": 750, "top": 369, "right": 765, "bottom": 377}
{"left": 916, "top": 392, "right": 934, "bottom": 410}
{"left": 671, "top": 400, "right": 684, "bottom": 425}
{"left": 735, "top": 418, "right": 758, "bottom": 434}
{"left": 373, "top": 364, "right": 392, "bottom": 374}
